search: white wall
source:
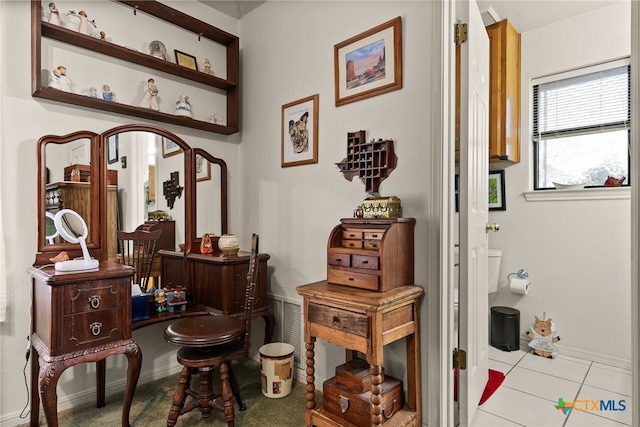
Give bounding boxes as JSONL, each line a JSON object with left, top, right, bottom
{"left": 488, "top": 1, "right": 632, "bottom": 366}
{"left": 0, "top": 1, "right": 244, "bottom": 424}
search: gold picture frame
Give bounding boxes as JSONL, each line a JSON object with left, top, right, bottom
{"left": 281, "top": 94, "right": 319, "bottom": 168}
{"left": 175, "top": 50, "right": 198, "bottom": 71}
{"left": 334, "top": 17, "right": 403, "bottom": 106}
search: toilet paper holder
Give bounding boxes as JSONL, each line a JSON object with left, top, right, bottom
{"left": 508, "top": 269, "right": 529, "bottom": 280}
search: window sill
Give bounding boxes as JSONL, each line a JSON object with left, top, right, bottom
{"left": 524, "top": 187, "right": 630, "bottom": 202}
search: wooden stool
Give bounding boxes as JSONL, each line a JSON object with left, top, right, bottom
{"left": 164, "top": 315, "right": 246, "bottom": 426}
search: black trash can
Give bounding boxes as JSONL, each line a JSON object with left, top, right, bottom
{"left": 491, "top": 306, "right": 520, "bottom": 351}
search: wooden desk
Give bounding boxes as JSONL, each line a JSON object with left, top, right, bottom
{"left": 160, "top": 250, "right": 275, "bottom": 343}
{"left": 296, "top": 281, "right": 423, "bottom": 427}
{"left": 30, "top": 262, "right": 141, "bottom": 427}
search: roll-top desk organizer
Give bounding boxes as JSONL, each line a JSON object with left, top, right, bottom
{"left": 29, "top": 262, "right": 142, "bottom": 427}
{"left": 327, "top": 218, "right": 415, "bottom": 291}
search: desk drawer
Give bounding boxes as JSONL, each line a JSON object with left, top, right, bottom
{"left": 62, "top": 309, "right": 124, "bottom": 352}
{"left": 342, "top": 230, "right": 363, "bottom": 240}
{"left": 328, "top": 253, "right": 351, "bottom": 267}
{"left": 328, "top": 269, "right": 379, "bottom": 291}
{"left": 351, "top": 255, "right": 378, "bottom": 270}
{"left": 64, "top": 281, "right": 125, "bottom": 314}
{"left": 342, "top": 240, "right": 363, "bottom": 249}
{"left": 308, "top": 303, "right": 368, "bottom": 338}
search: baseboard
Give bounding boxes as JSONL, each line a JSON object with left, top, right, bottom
{"left": 0, "top": 362, "right": 184, "bottom": 427}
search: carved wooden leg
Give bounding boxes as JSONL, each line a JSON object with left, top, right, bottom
{"left": 305, "top": 338, "right": 316, "bottom": 410}
{"left": 167, "top": 365, "right": 192, "bottom": 427}
{"left": 30, "top": 346, "right": 40, "bottom": 427}
{"left": 39, "top": 359, "right": 64, "bottom": 427}
{"left": 227, "top": 363, "right": 246, "bottom": 411}
{"left": 197, "top": 367, "right": 214, "bottom": 418}
{"left": 369, "top": 364, "right": 383, "bottom": 426}
{"left": 121, "top": 341, "right": 142, "bottom": 427}
{"left": 219, "top": 362, "right": 235, "bottom": 426}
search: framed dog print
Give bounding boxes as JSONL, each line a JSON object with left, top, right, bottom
{"left": 281, "top": 94, "right": 319, "bottom": 168}
{"left": 195, "top": 153, "right": 211, "bottom": 182}
{"left": 488, "top": 170, "right": 506, "bottom": 211}
{"left": 334, "top": 17, "right": 402, "bottom": 106}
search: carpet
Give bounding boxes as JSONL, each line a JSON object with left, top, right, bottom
{"left": 23, "top": 358, "right": 310, "bottom": 426}
{"left": 453, "top": 368, "right": 505, "bottom": 405}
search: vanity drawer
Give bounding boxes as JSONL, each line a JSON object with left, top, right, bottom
{"left": 342, "top": 240, "right": 363, "bottom": 249}
{"left": 351, "top": 255, "right": 379, "bottom": 270}
{"left": 64, "top": 281, "right": 125, "bottom": 314}
{"left": 328, "top": 253, "right": 351, "bottom": 267}
{"left": 307, "top": 303, "right": 368, "bottom": 338}
{"left": 62, "top": 309, "right": 124, "bottom": 352}
{"left": 364, "top": 231, "right": 384, "bottom": 241}
{"left": 363, "top": 240, "right": 381, "bottom": 250}
{"left": 328, "top": 268, "right": 379, "bottom": 291}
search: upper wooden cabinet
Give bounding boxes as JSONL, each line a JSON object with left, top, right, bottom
{"left": 31, "top": 1, "right": 239, "bottom": 135}
{"left": 486, "top": 19, "right": 521, "bottom": 165}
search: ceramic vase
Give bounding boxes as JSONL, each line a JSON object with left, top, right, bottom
{"left": 218, "top": 234, "right": 240, "bottom": 256}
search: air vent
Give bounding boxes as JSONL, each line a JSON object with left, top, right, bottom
{"left": 481, "top": 7, "right": 500, "bottom": 26}
{"left": 267, "top": 296, "right": 303, "bottom": 369}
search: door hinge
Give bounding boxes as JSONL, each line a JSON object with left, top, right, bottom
{"left": 454, "top": 23, "right": 468, "bottom": 45}
{"left": 453, "top": 348, "right": 467, "bottom": 370}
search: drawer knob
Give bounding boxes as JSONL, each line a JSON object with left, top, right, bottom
{"left": 332, "top": 315, "right": 340, "bottom": 323}
{"left": 88, "top": 295, "right": 101, "bottom": 309}
{"left": 362, "top": 260, "right": 368, "bottom": 264}
{"left": 90, "top": 322, "right": 103, "bottom": 336}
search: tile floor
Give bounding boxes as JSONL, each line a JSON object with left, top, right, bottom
{"left": 470, "top": 347, "right": 632, "bottom": 426}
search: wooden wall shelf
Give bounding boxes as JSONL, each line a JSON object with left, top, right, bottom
{"left": 31, "top": 1, "right": 240, "bottom": 135}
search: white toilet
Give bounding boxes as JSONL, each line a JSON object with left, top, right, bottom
{"left": 454, "top": 248, "right": 503, "bottom": 308}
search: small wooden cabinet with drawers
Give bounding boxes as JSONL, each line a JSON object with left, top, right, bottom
{"left": 327, "top": 218, "right": 415, "bottom": 291}
{"left": 30, "top": 262, "right": 141, "bottom": 427}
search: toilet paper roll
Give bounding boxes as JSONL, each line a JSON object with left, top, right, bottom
{"left": 510, "top": 277, "right": 530, "bottom": 295}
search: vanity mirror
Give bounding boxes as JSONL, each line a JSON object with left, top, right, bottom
{"left": 53, "top": 209, "right": 99, "bottom": 271}
{"left": 36, "top": 124, "right": 228, "bottom": 269}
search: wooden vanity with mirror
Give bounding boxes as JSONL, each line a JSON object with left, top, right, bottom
{"left": 31, "top": 125, "right": 273, "bottom": 426}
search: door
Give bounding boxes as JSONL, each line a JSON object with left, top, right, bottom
{"left": 457, "top": 0, "right": 490, "bottom": 425}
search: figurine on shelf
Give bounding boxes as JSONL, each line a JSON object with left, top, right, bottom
{"left": 175, "top": 94, "right": 192, "bottom": 118}
{"left": 140, "top": 78, "right": 159, "bottom": 111}
{"left": 98, "top": 31, "right": 112, "bottom": 42}
{"left": 49, "top": 66, "right": 71, "bottom": 92}
{"left": 200, "top": 233, "right": 214, "bottom": 254}
{"left": 208, "top": 113, "right": 225, "bottom": 126}
{"left": 88, "top": 87, "right": 98, "bottom": 98}
{"left": 149, "top": 41, "right": 167, "bottom": 60}
{"left": 154, "top": 289, "right": 167, "bottom": 313}
{"left": 47, "top": 2, "right": 60, "bottom": 25}
{"left": 102, "top": 84, "right": 115, "bottom": 101}
{"left": 202, "top": 58, "right": 212, "bottom": 75}
{"left": 67, "top": 10, "right": 96, "bottom": 35}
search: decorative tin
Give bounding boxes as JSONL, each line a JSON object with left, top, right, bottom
{"left": 361, "top": 196, "right": 402, "bottom": 218}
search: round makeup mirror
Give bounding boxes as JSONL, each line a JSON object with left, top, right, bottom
{"left": 53, "top": 209, "right": 99, "bottom": 271}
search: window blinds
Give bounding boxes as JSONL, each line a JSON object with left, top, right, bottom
{"left": 533, "top": 63, "right": 630, "bottom": 139}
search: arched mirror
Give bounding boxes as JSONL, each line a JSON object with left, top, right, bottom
{"left": 191, "top": 147, "right": 228, "bottom": 248}
{"left": 37, "top": 131, "right": 100, "bottom": 261}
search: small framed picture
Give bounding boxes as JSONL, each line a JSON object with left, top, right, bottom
{"left": 195, "top": 153, "right": 211, "bottom": 182}
{"left": 334, "top": 17, "right": 403, "bottom": 106}
{"left": 281, "top": 94, "right": 319, "bottom": 167}
{"left": 174, "top": 50, "right": 198, "bottom": 71}
{"left": 488, "top": 170, "right": 506, "bottom": 211}
{"left": 107, "top": 135, "right": 119, "bottom": 164}
{"left": 162, "top": 138, "right": 182, "bottom": 158}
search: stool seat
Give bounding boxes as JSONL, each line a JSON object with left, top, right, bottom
{"left": 165, "top": 315, "right": 244, "bottom": 347}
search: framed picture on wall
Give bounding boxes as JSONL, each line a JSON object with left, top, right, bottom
{"left": 488, "top": 170, "right": 506, "bottom": 211}
{"left": 281, "top": 94, "right": 319, "bottom": 167}
{"left": 162, "top": 138, "right": 182, "bottom": 158}
{"left": 334, "top": 16, "right": 403, "bottom": 106}
{"left": 195, "top": 153, "right": 211, "bottom": 182}
{"left": 107, "top": 135, "right": 119, "bottom": 164}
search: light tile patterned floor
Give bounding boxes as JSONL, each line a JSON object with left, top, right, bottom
{"left": 470, "top": 347, "right": 632, "bottom": 427}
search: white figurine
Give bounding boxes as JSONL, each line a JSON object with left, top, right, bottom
{"left": 208, "top": 113, "right": 225, "bottom": 126}
{"left": 140, "top": 78, "right": 159, "bottom": 111}
{"left": 49, "top": 66, "right": 71, "bottom": 92}
{"left": 47, "top": 2, "right": 60, "bottom": 25}
{"left": 175, "top": 94, "right": 192, "bottom": 118}
{"left": 67, "top": 10, "right": 96, "bottom": 35}
{"left": 202, "top": 58, "right": 212, "bottom": 75}
{"left": 88, "top": 87, "right": 97, "bottom": 98}
{"left": 102, "top": 85, "right": 115, "bottom": 101}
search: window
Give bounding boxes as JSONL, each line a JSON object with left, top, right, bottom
{"left": 533, "top": 59, "right": 630, "bottom": 189}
